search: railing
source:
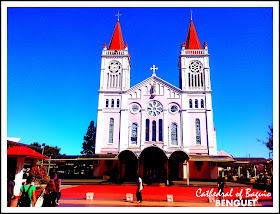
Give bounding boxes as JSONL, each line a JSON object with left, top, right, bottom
{"left": 181, "top": 49, "right": 208, "bottom": 55}
{"left": 102, "top": 50, "right": 128, "bottom": 56}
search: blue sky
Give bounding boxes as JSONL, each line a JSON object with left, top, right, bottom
{"left": 6, "top": 6, "right": 274, "bottom": 158}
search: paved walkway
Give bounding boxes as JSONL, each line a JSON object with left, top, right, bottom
{"left": 57, "top": 183, "right": 272, "bottom": 207}
{"left": 9, "top": 180, "right": 273, "bottom": 208}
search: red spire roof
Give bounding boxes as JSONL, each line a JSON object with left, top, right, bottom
{"left": 185, "top": 20, "right": 202, "bottom": 49}
{"left": 108, "top": 21, "right": 125, "bottom": 50}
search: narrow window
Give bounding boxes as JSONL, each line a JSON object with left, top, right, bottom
{"left": 131, "top": 123, "right": 138, "bottom": 144}
{"left": 195, "top": 99, "right": 198, "bottom": 108}
{"left": 108, "top": 118, "right": 114, "bottom": 144}
{"left": 192, "top": 74, "right": 194, "bottom": 87}
{"left": 188, "top": 73, "right": 191, "bottom": 87}
{"left": 201, "top": 99, "right": 204, "bottom": 108}
{"left": 198, "top": 74, "right": 200, "bottom": 87}
{"left": 111, "top": 99, "right": 114, "bottom": 108}
{"left": 159, "top": 119, "right": 163, "bottom": 142}
{"left": 195, "top": 75, "right": 197, "bottom": 87}
{"left": 119, "top": 73, "right": 122, "bottom": 87}
{"left": 106, "top": 99, "right": 109, "bottom": 108}
{"left": 146, "top": 119, "right": 150, "bottom": 141}
{"left": 196, "top": 119, "right": 201, "bottom": 145}
{"left": 113, "top": 75, "right": 115, "bottom": 87}
{"left": 117, "top": 99, "right": 120, "bottom": 108}
{"left": 201, "top": 74, "right": 203, "bottom": 86}
{"left": 171, "top": 123, "right": 178, "bottom": 145}
{"left": 152, "top": 121, "right": 156, "bottom": 141}
{"left": 189, "top": 99, "right": 192, "bottom": 108}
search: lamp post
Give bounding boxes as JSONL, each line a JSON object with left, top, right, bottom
{"left": 41, "top": 143, "right": 45, "bottom": 167}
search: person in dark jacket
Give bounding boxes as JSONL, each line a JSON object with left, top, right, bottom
{"left": 42, "top": 180, "right": 57, "bottom": 207}
{"left": 217, "top": 176, "right": 225, "bottom": 200}
{"left": 7, "top": 174, "right": 15, "bottom": 207}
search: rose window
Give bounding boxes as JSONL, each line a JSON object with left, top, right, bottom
{"left": 147, "top": 101, "right": 163, "bottom": 117}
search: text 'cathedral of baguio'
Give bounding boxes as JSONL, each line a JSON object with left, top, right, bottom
{"left": 95, "top": 13, "right": 231, "bottom": 182}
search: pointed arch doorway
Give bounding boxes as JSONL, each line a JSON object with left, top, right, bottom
{"left": 139, "top": 146, "right": 168, "bottom": 184}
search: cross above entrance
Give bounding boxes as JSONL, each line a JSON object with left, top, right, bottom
{"left": 150, "top": 65, "right": 158, "bottom": 76}
{"left": 115, "top": 10, "right": 122, "bottom": 21}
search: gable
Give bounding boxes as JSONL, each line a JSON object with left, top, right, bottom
{"left": 126, "top": 76, "right": 181, "bottom": 99}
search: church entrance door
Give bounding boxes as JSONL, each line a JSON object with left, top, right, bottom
{"left": 139, "top": 146, "right": 168, "bottom": 184}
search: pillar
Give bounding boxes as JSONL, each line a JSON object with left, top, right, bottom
{"left": 183, "top": 160, "right": 189, "bottom": 185}
{"left": 14, "top": 157, "right": 25, "bottom": 197}
{"left": 140, "top": 110, "right": 146, "bottom": 150}
{"left": 238, "top": 166, "right": 241, "bottom": 178}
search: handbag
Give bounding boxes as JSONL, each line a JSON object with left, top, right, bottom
{"left": 35, "top": 189, "right": 45, "bottom": 207}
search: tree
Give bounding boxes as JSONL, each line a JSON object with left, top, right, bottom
{"left": 43, "top": 145, "right": 61, "bottom": 156}
{"left": 257, "top": 125, "right": 273, "bottom": 159}
{"left": 81, "top": 120, "right": 96, "bottom": 154}
{"left": 30, "top": 142, "right": 61, "bottom": 156}
{"left": 30, "top": 142, "right": 42, "bottom": 153}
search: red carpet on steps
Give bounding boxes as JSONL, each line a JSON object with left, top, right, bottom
{"left": 61, "top": 185, "right": 272, "bottom": 201}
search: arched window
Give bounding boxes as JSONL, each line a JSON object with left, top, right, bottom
{"left": 195, "top": 118, "right": 201, "bottom": 145}
{"left": 146, "top": 119, "right": 150, "bottom": 141}
{"left": 195, "top": 99, "right": 198, "bottom": 108}
{"left": 171, "top": 123, "right": 178, "bottom": 145}
{"left": 111, "top": 99, "right": 114, "bottom": 108}
{"left": 106, "top": 99, "right": 109, "bottom": 108}
{"left": 159, "top": 119, "right": 163, "bottom": 142}
{"left": 189, "top": 99, "right": 192, "bottom": 108}
{"left": 152, "top": 121, "right": 156, "bottom": 141}
{"left": 131, "top": 123, "right": 138, "bottom": 144}
{"left": 117, "top": 99, "right": 120, "bottom": 108}
{"left": 108, "top": 118, "right": 114, "bottom": 144}
{"left": 201, "top": 99, "right": 204, "bottom": 108}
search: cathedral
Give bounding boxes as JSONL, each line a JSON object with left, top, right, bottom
{"left": 94, "top": 14, "right": 230, "bottom": 183}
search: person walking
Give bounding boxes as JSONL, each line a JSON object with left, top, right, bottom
{"left": 54, "top": 173, "right": 62, "bottom": 205}
{"left": 7, "top": 174, "right": 15, "bottom": 207}
{"left": 42, "top": 180, "right": 57, "bottom": 207}
{"left": 217, "top": 176, "right": 225, "bottom": 200}
{"left": 136, "top": 174, "right": 143, "bottom": 203}
{"left": 18, "top": 176, "right": 36, "bottom": 207}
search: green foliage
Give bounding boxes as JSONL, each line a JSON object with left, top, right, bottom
{"left": 81, "top": 120, "right": 96, "bottom": 154}
{"left": 43, "top": 145, "right": 61, "bottom": 156}
{"left": 30, "top": 142, "right": 61, "bottom": 156}
{"left": 30, "top": 142, "right": 42, "bottom": 153}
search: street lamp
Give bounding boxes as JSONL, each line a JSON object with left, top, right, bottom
{"left": 41, "top": 143, "right": 45, "bottom": 167}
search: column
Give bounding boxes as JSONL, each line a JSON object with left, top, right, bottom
{"left": 238, "top": 166, "right": 241, "bottom": 178}
{"left": 14, "top": 157, "right": 25, "bottom": 197}
{"left": 141, "top": 110, "right": 146, "bottom": 150}
{"left": 183, "top": 160, "right": 190, "bottom": 185}
{"left": 163, "top": 110, "right": 168, "bottom": 150}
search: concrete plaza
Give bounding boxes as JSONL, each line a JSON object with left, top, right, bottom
{"left": 10, "top": 180, "right": 273, "bottom": 208}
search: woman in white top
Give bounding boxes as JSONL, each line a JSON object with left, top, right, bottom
{"left": 136, "top": 174, "right": 143, "bottom": 203}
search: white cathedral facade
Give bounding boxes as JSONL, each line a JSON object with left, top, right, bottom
{"left": 94, "top": 15, "right": 226, "bottom": 182}
{"left": 95, "top": 18, "right": 217, "bottom": 157}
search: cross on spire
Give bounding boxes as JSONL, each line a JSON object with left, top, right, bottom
{"left": 115, "top": 10, "right": 122, "bottom": 21}
{"left": 190, "top": 10, "right": 193, "bottom": 20}
{"left": 150, "top": 65, "right": 158, "bottom": 76}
